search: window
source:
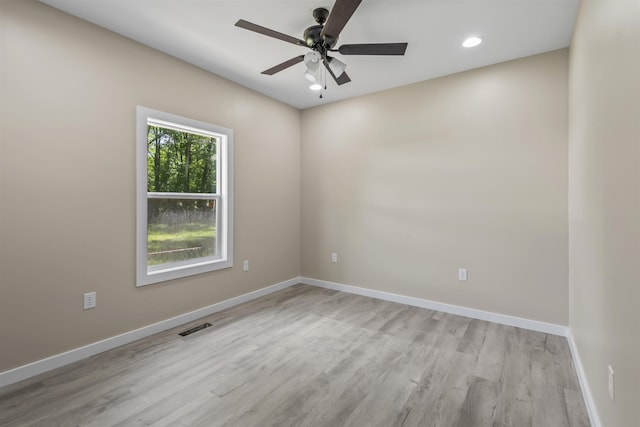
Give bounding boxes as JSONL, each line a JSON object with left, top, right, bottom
{"left": 136, "top": 107, "right": 233, "bottom": 286}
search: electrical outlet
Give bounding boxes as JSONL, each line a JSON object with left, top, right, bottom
{"left": 331, "top": 252, "right": 338, "bottom": 263}
{"left": 458, "top": 268, "right": 468, "bottom": 281}
{"left": 83, "top": 292, "right": 96, "bottom": 310}
{"left": 608, "top": 365, "right": 615, "bottom": 401}
{"left": 243, "top": 260, "right": 249, "bottom": 272}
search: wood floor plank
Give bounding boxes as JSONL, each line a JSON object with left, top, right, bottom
{"left": 297, "top": 332, "right": 413, "bottom": 427}
{"left": 249, "top": 327, "right": 382, "bottom": 426}
{"left": 564, "top": 388, "right": 592, "bottom": 427}
{"left": 473, "top": 323, "right": 509, "bottom": 383}
{"left": 531, "top": 358, "right": 572, "bottom": 427}
{"left": 341, "top": 342, "right": 433, "bottom": 427}
{"left": 393, "top": 334, "right": 464, "bottom": 427}
{"left": 0, "top": 284, "right": 591, "bottom": 427}
{"left": 457, "top": 319, "right": 489, "bottom": 354}
{"left": 456, "top": 376, "right": 500, "bottom": 427}
{"left": 419, "top": 350, "right": 477, "bottom": 427}
{"left": 357, "top": 299, "right": 408, "bottom": 332}
{"left": 493, "top": 327, "right": 534, "bottom": 427}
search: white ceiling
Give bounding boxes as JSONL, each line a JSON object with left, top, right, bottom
{"left": 38, "top": 0, "right": 579, "bottom": 110}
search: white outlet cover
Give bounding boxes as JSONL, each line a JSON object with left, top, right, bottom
{"left": 83, "top": 292, "right": 96, "bottom": 309}
{"left": 458, "top": 268, "right": 468, "bottom": 281}
{"left": 242, "top": 260, "right": 249, "bottom": 271}
{"left": 608, "top": 365, "right": 615, "bottom": 401}
{"left": 331, "top": 253, "right": 338, "bottom": 263}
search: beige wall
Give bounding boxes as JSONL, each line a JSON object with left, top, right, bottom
{"left": 569, "top": 1, "right": 640, "bottom": 426}
{"left": 302, "top": 50, "right": 569, "bottom": 325}
{"left": 0, "top": 0, "right": 301, "bottom": 372}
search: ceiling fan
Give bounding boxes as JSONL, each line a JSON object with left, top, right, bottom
{"left": 235, "top": 0, "right": 408, "bottom": 88}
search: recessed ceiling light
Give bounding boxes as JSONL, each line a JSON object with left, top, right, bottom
{"left": 462, "top": 36, "right": 482, "bottom": 48}
{"left": 309, "top": 83, "right": 322, "bottom": 91}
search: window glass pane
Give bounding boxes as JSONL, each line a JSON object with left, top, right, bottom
{"left": 147, "top": 125, "right": 217, "bottom": 193}
{"left": 147, "top": 198, "right": 217, "bottom": 267}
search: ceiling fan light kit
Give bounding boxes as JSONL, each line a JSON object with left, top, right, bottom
{"left": 303, "top": 51, "right": 322, "bottom": 82}
{"left": 235, "top": 0, "right": 408, "bottom": 95}
{"left": 303, "top": 51, "right": 325, "bottom": 91}
{"left": 327, "top": 57, "right": 347, "bottom": 77}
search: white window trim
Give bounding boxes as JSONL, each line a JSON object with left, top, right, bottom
{"left": 136, "top": 106, "right": 233, "bottom": 286}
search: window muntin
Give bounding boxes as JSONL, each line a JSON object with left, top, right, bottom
{"left": 137, "top": 107, "right": 233, "bottom": 286}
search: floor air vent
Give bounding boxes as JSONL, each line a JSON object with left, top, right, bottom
{"left": 179, "top": 322, "right": 212, "bottom": 337}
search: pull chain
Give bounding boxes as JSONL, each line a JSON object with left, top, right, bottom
{"left": 319, "top": 65, "right": 326, "bottom": 99}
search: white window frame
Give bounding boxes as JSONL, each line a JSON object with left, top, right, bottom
{"left": 136, "top": 106, "right": 233, "bottom": 286}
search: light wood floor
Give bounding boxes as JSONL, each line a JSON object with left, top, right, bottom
{"left": 0, "top": 284, "right": 590, "bottom": 427}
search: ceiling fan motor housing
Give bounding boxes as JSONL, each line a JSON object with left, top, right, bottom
{"left": 304, "top": 25, "right": 323, "bottom": 48}
{"left": 304, "top": 26, "right": 338, "bottom": 52}
{"left": 305, "top": 8, "right": 338, "bottom": 51}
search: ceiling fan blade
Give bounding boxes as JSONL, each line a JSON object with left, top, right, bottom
{"left": 261, "top": 55, "right": 305, "bottom": 75}
{"left": 338, "top": 43, "right": 408, "bottom": 56}
{"left": 321, "top": 0, "right": 363, "bottom": 40}
{"left": 235, "top": 19, "right": 306, "bottom": 46}
{"left": 323, "top": 59, "right": 351, "bottom": 85}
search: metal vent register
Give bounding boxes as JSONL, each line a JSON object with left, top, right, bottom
{"left": 179, "top": 323, "right": 212, "bottom": 337}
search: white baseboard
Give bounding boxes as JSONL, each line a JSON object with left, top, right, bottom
{"left": 0, "top": 276, "right": 301, "bottom": 389}
{"left": 567, "top": 330, "right": 602, "bottom": 427}
{"left": 301, "top": 277, "right": 569, "bottom": 337}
